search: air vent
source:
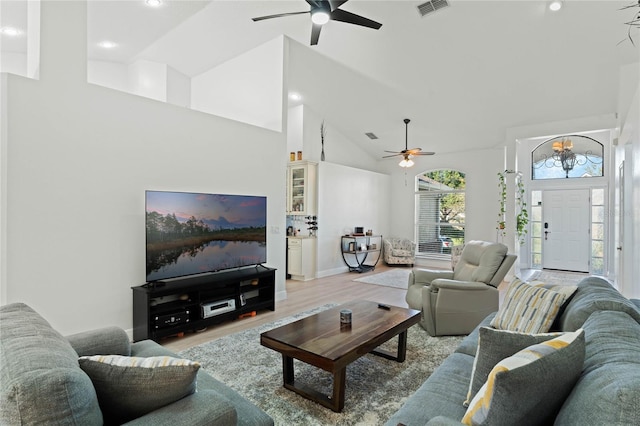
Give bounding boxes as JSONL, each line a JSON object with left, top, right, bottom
{"left": 417, "top": 0, "right": 450, "bottom": 17}
{"left": 365, "top": 132, "right": 378, "bottom": 140}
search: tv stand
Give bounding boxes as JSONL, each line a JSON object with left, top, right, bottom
{"left": 132, "top": 267, "right": 276, "bottom": 342}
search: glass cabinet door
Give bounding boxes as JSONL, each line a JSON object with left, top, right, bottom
{"left": 287, "top": 161, "right": 316, "bottom": 216}
{"left": 290, "top": 166, "right": 306, "bottom": 213}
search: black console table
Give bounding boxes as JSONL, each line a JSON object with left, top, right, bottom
{"left": 132, "top": 266, "right": 276, "bottom": 342}
{"left": 340, "top": 235, "right": 382, "bottom": 273}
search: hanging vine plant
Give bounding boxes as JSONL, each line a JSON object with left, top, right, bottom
{"left": 496, "top": 170, "right": 529, "bottom": 245}
{"left": 515, "top": 174, "right": 529, "bottom": 245}
{"left": 497, "top": 171, "right": 507, "bottom": 237}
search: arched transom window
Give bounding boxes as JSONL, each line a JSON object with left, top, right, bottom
{"left": 532, "top": 135, "right": 604, "bottom": 180}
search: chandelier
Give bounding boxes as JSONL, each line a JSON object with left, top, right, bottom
{"left": 532, "top": 134, "right": 604, "bottom": 180}
{"left": 552, "top": 138, "right": 577, "bottom": 178}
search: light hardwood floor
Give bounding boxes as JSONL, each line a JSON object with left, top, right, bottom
{"left": 161, "top": 264, "right": 410, "bottom": 352}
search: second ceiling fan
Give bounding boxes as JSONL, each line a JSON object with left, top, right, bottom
{"left": 383, "top": 119, "right": 435, "bottom": 168}
{"left": 252, "top": 0, "right": 382, "bottom": 45}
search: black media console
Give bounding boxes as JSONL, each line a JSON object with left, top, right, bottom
{"left": 132, "top": 266, "right": 276, "bottom": 342}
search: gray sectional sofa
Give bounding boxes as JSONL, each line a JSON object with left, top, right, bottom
{"left": 0, "top": 302, "right": 273, "bottom": 426}
{"left": 385, "top": 276, "right": 640, "bottom": 426}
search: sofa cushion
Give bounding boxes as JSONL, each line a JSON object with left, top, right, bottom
{"left": 454, "top": 241, "right": 507, "bottom": 284}
{"left": 463, "top": 327, "right": 562, "bottom": 406}
{"left": 391, "top": 249, "right": 413, "bottom": 257}
{"left": 555, "top": 311, "right": 640, "bottom": 425}
{"left": 462, "top": 329, "right": 585, "bottom": 426}
{"left": 79, "top": 355, "right": 200, "bottom": 425}
{"left": 454, "top": 313, "right": 496, "bottom": 357}
{"left": 0, "top": 303, "right": 103, "bottom": 425}
{"left": 491, "top": 278, "right": 567, "bottom": 333}
{"left": 133, "top": 339, "right": 274, "bottom": 426}
{"left": 384, "top": 353, "right": 474, "bottom": 426}
{"left": 66, "top": 326, "right": 131, "bottom": 357}
{"left": 557, "top": 276, "right": 640, "bottom": 331}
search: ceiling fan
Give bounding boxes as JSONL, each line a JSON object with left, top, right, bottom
{"left": 252, "top": 0, "right": 382, "bottom": 46}
{"left": 383, "top": 119, "right": 435, "bottom": 167}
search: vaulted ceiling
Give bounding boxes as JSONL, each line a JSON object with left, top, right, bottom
{"left": 3, "top": 0, "right": 638, "bottom": 159}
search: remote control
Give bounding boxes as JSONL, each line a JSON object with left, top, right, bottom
{"left": 378, "top": 303, "right": 391, "bottom": 310}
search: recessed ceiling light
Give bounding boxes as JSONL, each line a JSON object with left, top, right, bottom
{"left": 289, "top": 93, "right": 302, "bottom": 101}
{"left": 0, "top": 27, "right": 22, "bottom": 37}
{"left": 98, "top": 41, "right": 118, "bottom": 49}
{"left": 145, "top": 0, "right": 162, "bottom": 7}
{"left": 549, "top": 1, "right": 562, "bottom": 11}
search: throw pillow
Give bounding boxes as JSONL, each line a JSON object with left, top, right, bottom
{"left": 490, "top": 278, "right": 567, "bottom": 333}
{"left": 79, "top": 355, "right": 200, "bottom": 425}
{"left": 462, "top": 329, "right": 585, "bottom": 426}
{"left": 463, "top": 327, "right": 562, "bottom": 407}
{"left": 529, "top": 281, "right": 578, "bottom": 330}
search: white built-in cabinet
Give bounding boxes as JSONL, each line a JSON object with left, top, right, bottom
{"left": 287, "top": 161, "right": 317, "bottom": 215}
{"left": 287, "top": 237, "right": 317, "bottom": 281}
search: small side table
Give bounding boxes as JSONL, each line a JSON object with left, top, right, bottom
{"left": 340, "top": 235, "right": 382, "bottom": 273}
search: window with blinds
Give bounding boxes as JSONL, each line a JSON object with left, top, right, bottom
{"left": 416, "top": 170, "right": 466, "bottom": 258}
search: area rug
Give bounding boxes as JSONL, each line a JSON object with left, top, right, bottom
{"left": 527, "top": 269, "right": 589, "bottom": 286}
{"left": 353, "top": 269, "right": 411, "bottom": 289}
{"left": 178, "top": 304, "right": 463, "bottom": 425}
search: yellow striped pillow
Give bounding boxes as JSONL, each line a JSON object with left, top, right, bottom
{"left": 462, "top": 329, "right": 585, "bottom": 425}
{"left": 490, "top": 278, "right": 567, "bottom": 333}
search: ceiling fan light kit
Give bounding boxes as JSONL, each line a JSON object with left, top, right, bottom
{"left": 399, "top": 157, "right": 415, "bottom": 168}
{"left": 311, "top": 10, "right": 330, "bottom": 25}
{"left": 252, "top": 0, "right": 382, "bottom": 45}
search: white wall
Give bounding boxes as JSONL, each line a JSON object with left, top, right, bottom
{"left": 286, "top": 104, "right": 304, "bottom": 156}
{"left": 1, "top": 1, "right": 287, "bottom": 335}
{"left": 316, "top": 162, "right": 390, "bottom": 277}
{"left": 166, "top": 65, "right": 191, "bottom": 108}
{"left": 381, "top": 147, "right": 505, "bottom": 267}
{"left": 191, "top": 37, "right": 283, "bottom": 132}
{"left": 128, "top": 59, "right": 167, "bottom": 102}
{"left": 88, "top": 60, "right": 128, "bottom": 92}
{"left": 618, "top": 69, "right": 639, "bottom": 299}
{"left": 88, "top": 60, "right": 191, "bottom": 109}
{"left": 298, "top": 105, "right": 379, "bottom": 171}
{"left": 0, "top": 53, "right": 27, "bottom": 76}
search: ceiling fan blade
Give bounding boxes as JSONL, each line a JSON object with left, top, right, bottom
{"left": 310, "top": 23, "right": 322, "bottom": 45}
{"left": 329, "top": 9, "right": 382, "bottom": 29}
{"left": 305, "top": 0, "right": 324, "bottom": 8}
{"left": 414, "top": 152, "right": 436, "bottom": 156}
{"left": 382, "top": 153, "right": 402, "bottom": 158}
{"left": 406, "top": 148, "right": 423, "bottom": 154}
{"left": 252, "top": 11, "right": 310, "bottom": 22}
{"left": 328, "top": 0, "right": 349, "bottom": 11}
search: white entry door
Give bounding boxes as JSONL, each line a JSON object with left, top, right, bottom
{"left": 542, "top": 189, "right": 590, "bottom": 272}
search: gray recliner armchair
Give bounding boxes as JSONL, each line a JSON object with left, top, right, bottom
{"left": 406, "top": 240, "right": 516, "bottom": 336}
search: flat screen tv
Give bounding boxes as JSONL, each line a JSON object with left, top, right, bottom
{"left": 145, "top": 190, "right": 267, "bottom": 282}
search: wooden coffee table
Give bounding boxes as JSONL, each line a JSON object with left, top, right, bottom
{"left": 260, "top": 300, "right": 421, "bottom": 412}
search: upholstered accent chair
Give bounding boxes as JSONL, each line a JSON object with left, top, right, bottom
{"left": 406, "top": 240, "right": 516, "bottom": 336}
{"left": 383, "top": 237, "right": 415, "bottom": 266}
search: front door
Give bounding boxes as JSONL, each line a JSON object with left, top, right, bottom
{"left": 542, "top": 189, "right": 590, "bottom": 272}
